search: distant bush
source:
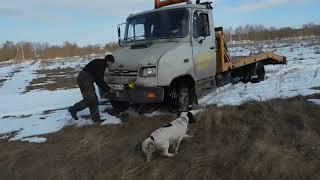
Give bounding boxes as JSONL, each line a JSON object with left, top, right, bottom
{"left": 225, "top": 22, "right": 320, "bottom": 42}
{"left": 0, "top": 41, "right": 119, "bottom": 61}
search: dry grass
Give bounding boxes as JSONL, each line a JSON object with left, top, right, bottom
{"left": 0, "top": 97, "right": 319, "bottom": 180}
{"left": 192, "top": 96, "right": 320, "bottom": 180}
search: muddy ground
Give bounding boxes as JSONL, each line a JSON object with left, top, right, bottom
{"left": 24, "top": 67, "right": 78, "bottom": 93}
{"left": 0, "top": 96, "right": 319, "bottom": 180}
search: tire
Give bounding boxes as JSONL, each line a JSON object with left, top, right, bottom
{"left": 110, "top": 100, "right": 129, "bottom": 111}
{"left": 167, "top": 83, "right": 191, "bottom": 112}
{"left": 251, "top": 63, "right": 265, "bottom": 83}
{"left": 178, "top": 85, "right": 191, "bottom": 111}
{"left": 241, "top": 71, "right": 251, "bottom": 84}
{"left": 257, "top": 63, "right": 265, "bottom": 81}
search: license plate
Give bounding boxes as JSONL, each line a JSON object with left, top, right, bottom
{"left": 109, "top": 84, "right": 125, "bottom": 90}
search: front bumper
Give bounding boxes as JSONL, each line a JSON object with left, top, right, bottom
{"left": 107, "top": 86, "right": 164, "bottom": 104}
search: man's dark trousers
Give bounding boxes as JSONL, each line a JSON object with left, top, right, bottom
{"left": 72, "top": 71, "right": 100, "bottom": 121}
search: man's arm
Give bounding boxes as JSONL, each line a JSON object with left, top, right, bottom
{"left": 95, "top": 77, "right": 110, "bottom": 93}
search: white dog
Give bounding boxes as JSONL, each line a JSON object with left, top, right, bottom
{"left": 142, "top": 111, "right": 195, "bottom": 162}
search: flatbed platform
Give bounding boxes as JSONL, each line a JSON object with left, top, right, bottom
{"left": 215, "top": 27, "right": 287, "bottom": 74}
{"left": 231, "top": 52, "right": 287, "bottom": 69}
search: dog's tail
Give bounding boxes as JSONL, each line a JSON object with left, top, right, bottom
{"left": 142, "top": 136, "right": 155, "bottom": 153}
{"left": 142, "top": 136, "right": 156, "bottom": 161}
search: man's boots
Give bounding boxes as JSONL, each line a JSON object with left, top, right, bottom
{"left": 68, "top": 107, "right": 79, "bottom": 120}
{"left": 92, "top": 114, "right": 103, "bottom": 123}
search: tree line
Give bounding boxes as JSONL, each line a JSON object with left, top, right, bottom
{"left": 0, "top": 41, "right": 119, "bottom": 62}
{"left": 1, "top": 23, "right": 320, "bottom": 62}
{"left": 223, "top": 23, "right": 320, "bottom": 42}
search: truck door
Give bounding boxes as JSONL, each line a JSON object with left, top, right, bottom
{"left": 192, "top": 10, "right": 216, "bottom": 81}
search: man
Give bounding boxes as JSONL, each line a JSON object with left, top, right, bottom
{"left": 68, "top": 55, "right": 114, "bottom": 122}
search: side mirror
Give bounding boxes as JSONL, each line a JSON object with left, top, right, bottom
{"left": 117, "top": 23, "right": 126, "bottom": 47}
{"left": 117, "top": 26, "right": 121, "bottom": 44}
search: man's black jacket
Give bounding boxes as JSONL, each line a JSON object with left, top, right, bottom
{"left": 82, "top": 59, "right": 110, "bottom": 92}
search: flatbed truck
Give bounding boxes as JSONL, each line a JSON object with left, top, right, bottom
{"left": 103, "top": 0, "right": 287, "bottom": 111}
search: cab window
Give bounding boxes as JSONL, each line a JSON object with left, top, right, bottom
{"left": 193, "top": 11, "right": 210, "bottom": 38}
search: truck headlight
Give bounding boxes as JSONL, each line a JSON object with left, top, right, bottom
{"left": 139, "top": 66, "right": 157, "bottom": 77}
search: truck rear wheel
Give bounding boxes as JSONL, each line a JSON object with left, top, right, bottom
{"left": 241, "top": 71, "right": 251, "bottom": 84}
{"left": 251, "top": 63, "right": 265, "bottom": 83}
{"left": 110, "top": 100, "right": 129, "bottom": 111}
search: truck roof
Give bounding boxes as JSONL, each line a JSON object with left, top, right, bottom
{"left": 127, "top": 4, "right": 209, "bottom": 19}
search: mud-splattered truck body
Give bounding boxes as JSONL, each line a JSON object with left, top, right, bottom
{"left": 104, "top": 0, "right": 286, "bottom": 110}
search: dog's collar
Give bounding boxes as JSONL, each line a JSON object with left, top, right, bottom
{"left": 150, "top": 136, "right": 155, "bottom": 141}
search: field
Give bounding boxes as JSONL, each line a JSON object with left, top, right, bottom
{"left": 0, "top": 37, "right": 320, "bottom": 179}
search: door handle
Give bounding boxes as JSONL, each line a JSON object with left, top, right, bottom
{"left": 210, "top": 46, "right": 215, "bottom": 49}
{"left": 184, "top": 59, "right": 189, "bottom": 63}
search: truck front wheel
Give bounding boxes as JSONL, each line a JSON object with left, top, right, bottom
{"left": 167, "top": 83, "right": 191, "bottom": 112}
{"left": 178, "top": 85, "right": 191, "bottom": 111}
{"left": 110, "top": 100, "right": 129, "bottom": 111}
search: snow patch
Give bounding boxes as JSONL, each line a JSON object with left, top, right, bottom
{"left": 308, "top": 99, "right": 320, "bottom": 105}
{"left": 20, "top": 137, "right": 47, "bottom": 143}
{"left": 100, "top": 114, "right": 122, "bottom": 125}
{"left": 0, "top": 61, "right": 40, "bottom": 94}
{"left": 41, "top": 58, "right": 88, "bottom": 70}
{"left": 2, "top": 110, "right": 68, "bottom": 141}
{"left": 67, "top": 119, "right": 95, "bottom": 127}
{"left": 0, "top": 89, "right": 81, "bottom": 117}
{"left": 144, "top": 109, "right": 170, "bottom": 117}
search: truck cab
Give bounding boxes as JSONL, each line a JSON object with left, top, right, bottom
{"left": 105, "top": 1, "right": 216, "bottom": 111}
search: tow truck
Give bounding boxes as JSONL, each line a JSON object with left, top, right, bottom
{"left": 103, "top": 0, "right": 287, "bottom": 111}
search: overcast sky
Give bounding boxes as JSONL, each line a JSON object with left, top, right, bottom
{"left": 0, "top": 0, "right": 319, "bottom": 45}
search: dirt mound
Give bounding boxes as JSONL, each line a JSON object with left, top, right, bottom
{"left": 0, "top": 97, "right": 319, "bottom": 180}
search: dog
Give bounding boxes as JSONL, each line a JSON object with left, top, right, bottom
{"left": 142, "top": 111, "right": 195, "bottom": 162}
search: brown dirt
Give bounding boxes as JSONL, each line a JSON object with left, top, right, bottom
{"left": 24, "top": 68, "right": 78, "bottom": 92}
{"left": 0, "top": 97, "right": 319, "bottom": 180}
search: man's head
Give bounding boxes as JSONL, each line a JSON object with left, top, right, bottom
{"left": 105, "top": 55, "right": 115, "bottom": 66}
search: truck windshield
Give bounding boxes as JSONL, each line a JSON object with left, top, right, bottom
{"left": 124, "top": 9, "right": 189, "bottom": 43}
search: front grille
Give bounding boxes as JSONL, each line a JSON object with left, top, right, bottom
{"left": 109, "top": 69, "right": 138, "bottom": 77}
